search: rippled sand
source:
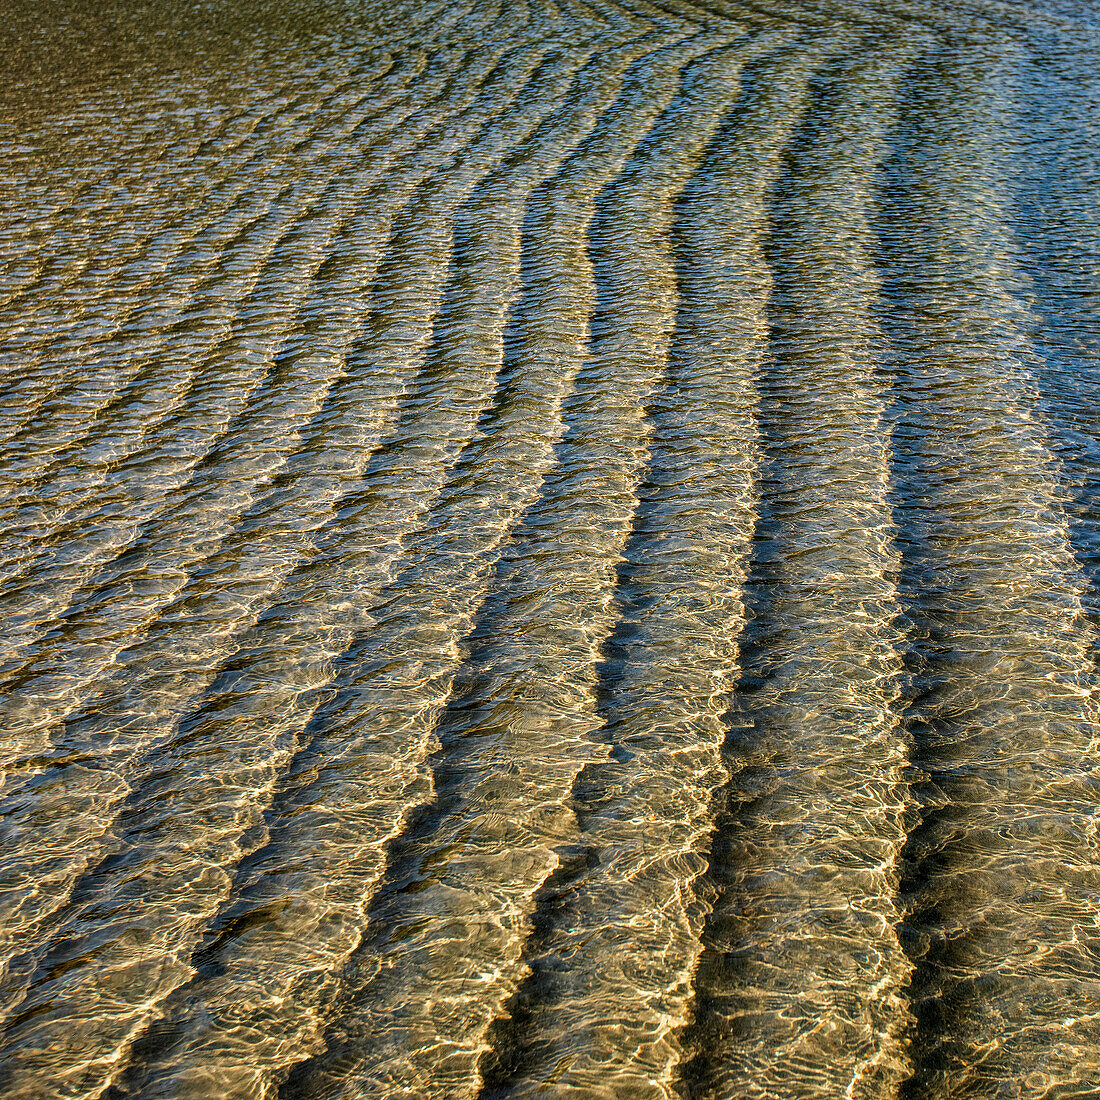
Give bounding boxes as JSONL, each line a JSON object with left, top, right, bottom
{"left": 1, "top": 0, "right": 1099, "bottom": 1096}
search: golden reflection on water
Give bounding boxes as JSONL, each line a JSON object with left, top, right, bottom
{"left": 1, "top": 0, "right": 1099, "bottom": 1098}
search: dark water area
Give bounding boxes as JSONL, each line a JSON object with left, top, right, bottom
{"left": 0, "top": 0, "right": 1098, "bottom": 1097}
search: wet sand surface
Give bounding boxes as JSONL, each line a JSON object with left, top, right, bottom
{"left": 1, "top": 0, "right": 1099, "bottom": 1096}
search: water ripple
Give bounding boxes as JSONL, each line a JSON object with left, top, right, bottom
{"left": 1, "top": 0, "right": 1097, "bottom": 1097}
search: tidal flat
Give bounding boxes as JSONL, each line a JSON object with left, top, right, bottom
{"left": 0, "top": 0, "right": 1099, "bottom": 1096}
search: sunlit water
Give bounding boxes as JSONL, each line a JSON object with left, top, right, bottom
{"left": 0, "top": 0, "right": 1098, "bottom": 1096}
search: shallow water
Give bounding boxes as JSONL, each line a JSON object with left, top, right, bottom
{"left": 0, "top": 0, "right": 1098, "bottom": 1097}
